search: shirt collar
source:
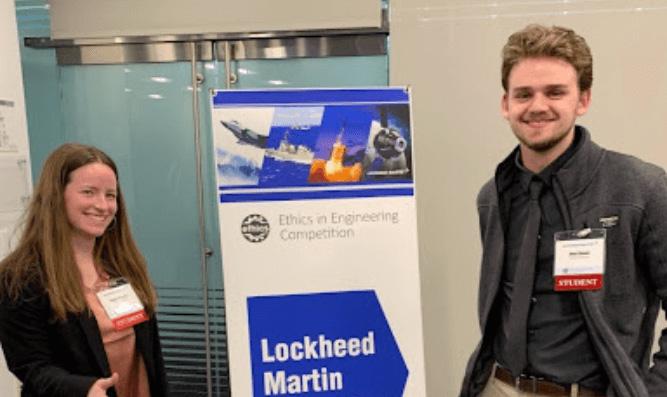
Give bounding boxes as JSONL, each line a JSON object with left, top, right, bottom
{"left": 515, "top": 127, "right": 584, "bottom": 193}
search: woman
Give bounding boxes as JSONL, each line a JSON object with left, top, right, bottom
{"left": 0, "top": 143, "right": 168, "bottom": 396}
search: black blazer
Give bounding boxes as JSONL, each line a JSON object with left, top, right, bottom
{"left": 0, "top": 285, "right": 169, "bottom": 396}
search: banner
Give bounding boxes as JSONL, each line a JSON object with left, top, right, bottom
{"left": 211, "top": 87, "right": 426, "bottom": 396}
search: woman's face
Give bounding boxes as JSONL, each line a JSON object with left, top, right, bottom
{"left": 64, "top": 162, "right": 118, "bottom": 241}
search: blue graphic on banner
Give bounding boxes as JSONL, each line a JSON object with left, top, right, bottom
{"left": 212, "top": 88, "right": 414, "bottom": 202}
{"left": 212, "top": 88, "right": 410, "bottom": 106}
{"left": 219, "top": 185, "right": 414, "bottom": 203}
{"left": 247, "top": 290, "right": 408, "bottom": 396}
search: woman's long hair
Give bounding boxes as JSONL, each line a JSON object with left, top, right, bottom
{"left": 0, "top": 143, "right": 157, "bottom": 321}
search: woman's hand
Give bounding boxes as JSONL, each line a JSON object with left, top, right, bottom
{"left": 87, "top": 373, "right": 118, "bottom": 397}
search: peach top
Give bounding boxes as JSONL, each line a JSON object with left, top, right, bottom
{"left": 83, "top": 272, "right": 151, "bottom": 397}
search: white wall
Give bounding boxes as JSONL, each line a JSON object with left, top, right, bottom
{"left": 0, "top": 1, "right": 32, "bottom": 395}
{"left": 390, "top": 0, "right": 667, "bottom": 395}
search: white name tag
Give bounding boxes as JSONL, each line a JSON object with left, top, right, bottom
{"left": 96, "top": 281, "right": 148, "bottom": 331}
{"left": 553, "top": 229, "right": 605, "bottom": 291}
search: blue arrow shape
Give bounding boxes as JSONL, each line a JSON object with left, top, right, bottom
{"left": 248, "top": 290, "right": 408, "bottom": 396}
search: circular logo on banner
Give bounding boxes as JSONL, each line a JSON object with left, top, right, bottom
{"left": 241, "top": 214, "right": 270, "bottom": 243}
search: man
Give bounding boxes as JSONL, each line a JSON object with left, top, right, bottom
{"left": 460, "top": 24, "right": 667, "bottom": 397}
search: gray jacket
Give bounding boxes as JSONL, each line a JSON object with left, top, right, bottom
{"left": 460, "top": 127, "right": 667, "bottom": 397}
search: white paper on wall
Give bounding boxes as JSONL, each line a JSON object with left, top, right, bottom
{"left": 0, "top": 100, "right": 19, "bottom": 153}
{"left": 0, "top": 156, "right": 30, "bottom": 213}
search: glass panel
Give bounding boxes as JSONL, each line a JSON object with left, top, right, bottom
{"left": 16, "top": 3, "right": 389, "bottom": 393}
{"left": 58, "top": 64, "right": 200, "bottom": 286}
{"left": 232, "top": 56, "right": 389, "bottom": 88}
{"left": 57, "top": 63, "right": 227, "bottom": 395}
{"left": 15, "top": 0, "right": 64, "bottom": 174}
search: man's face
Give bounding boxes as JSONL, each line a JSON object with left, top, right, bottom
{"left": 502, "top": 56, "right": 591, "bottom": 157}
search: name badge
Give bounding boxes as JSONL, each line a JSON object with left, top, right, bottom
{"left": 96, "top": 278, "right": 148, "bottom": 331}
{"left": 553, "top": 228, "right": 605, "bottom": 291}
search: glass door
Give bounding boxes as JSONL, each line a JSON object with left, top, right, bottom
{"left": 16, "top": 4, "right": 389, "bottom": 394}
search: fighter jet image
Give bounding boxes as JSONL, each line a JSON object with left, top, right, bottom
{"left": 220, "top": 120, "right": 269, "bottom": 149}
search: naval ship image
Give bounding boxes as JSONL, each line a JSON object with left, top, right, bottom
{"left": 265, "top": 130, "right": 314, "bottom": 164}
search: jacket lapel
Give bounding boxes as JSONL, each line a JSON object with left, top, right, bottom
{"left": 77, "top": 313, "right": 112, "bottom": 376}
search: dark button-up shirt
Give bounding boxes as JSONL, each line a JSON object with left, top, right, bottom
{"left": 494, "top": 130, "right": 608, "bottom": 390}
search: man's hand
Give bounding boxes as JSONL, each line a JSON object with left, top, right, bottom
{"left": 87, "top": 373, "right": 119, "bottom": 397}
